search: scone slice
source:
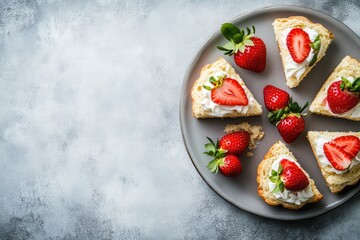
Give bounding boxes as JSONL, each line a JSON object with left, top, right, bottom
{"left": 273, "top": 16, "right": 334, "bottom": 88}
{"left": 191, "top": 57, "right": 262, "bottom": 118}
{"left": 257, "top": 141, "right": 323, "bottom": 210}
{"left": 309, "top": 56, "right": 360, "bottom": 121}
{"left": 307, "top": 131, "right": 360, "bottom": 193}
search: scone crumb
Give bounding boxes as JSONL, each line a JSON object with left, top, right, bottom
{"left": 224, "top": 122, "right": 265, "bottom": 155}
{"left": 246, "top": 152, "right": 253, "bottom": 157}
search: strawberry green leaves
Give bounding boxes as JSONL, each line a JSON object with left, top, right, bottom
{"left": 204, "top": 138, "right": 224, "bottom": 174}
{"left": 220, "top": 23, "right": 241, "bottom": 41}
{"left": 204, "top": 137, "right": 236, "bottom": 175}
{"left": 269, "top": 164, "right": 284, "bottom": 193}
{"left": 204, "top": 137, "right": 217, "bottom": 155}
{"left": 217, "top": 23, "right": 255, "bottom": 56}
{"left": 207, "top": 158, "right": 223, "bottom": 174}
{"left": 203, "top": 75, "right": 226, "bottom": 91}
{"left": 309, "top": 35, "right": 321, "bottom": 67}
{"left": 340, "top": 77, "right": 360, "bottom": 92}
{"left": 268, "top": 97, "right": 309, "bottom": 124}
{"left": 203, "top": 137, "right": 226, "bottom": 159}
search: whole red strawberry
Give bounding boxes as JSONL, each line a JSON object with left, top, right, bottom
{"left": 327, "top": 77, "right": 360, "bottom": 114}
{"left": 270, "top": 159, "right": 309, "bottom": 192}
{"left": 208, "top": 154, "right": 242, "bottom": 177}
{"left": 277, "top": 115, "right": 305, "bottom": 144}
{"left": 219, "top": 131, "right": 250, "bottom": 155}
{"left": 233, "top": 37, "right": 266, "bottom": 73}
{"left": 263, "top": 85, "right": 290, "bottom": 111}
{"left": 267, "top": 97, "right": 308, "bottom": 143}
{"left": 217, "top": 24, "right": 266, "bottom": 73}
{"left": 203, "top": 132, "right": 249, "bottom": 177}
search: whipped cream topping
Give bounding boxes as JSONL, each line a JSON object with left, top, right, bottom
{"left": 201, "top": 71, "right": 254, "bottom": 117}
{"left": 314, "top": 135, "right": 360, "bottom": 174}
{"left": 323, "top": 76, "right": 360, "bottom": 118}
{"left": 268, "top": 154, "right": 314, "bottom": 205}
{"left": 281, "top": 28, "right": 319, "bottom": 80}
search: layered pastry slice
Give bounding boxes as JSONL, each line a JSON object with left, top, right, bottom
{"left": 308, "top": 131, "right": 360, "bottom": 193}
{"left": 273, "top": 16, "right": 334, "bottom": 88}
{"left": 309, "top": 56, "right": 360, "bottom": 121}
{"left": 257, "top": 141, "right": 323, "bottom": 209}
{"left": 191, "top": 57, "right": 262, "bottom": 118}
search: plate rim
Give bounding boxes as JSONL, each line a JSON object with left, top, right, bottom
{"left": 179, "top": 5, "right": 360, "bottom": 220}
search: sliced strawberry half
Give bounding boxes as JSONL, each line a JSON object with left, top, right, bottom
{"left": 323, "top": 142, "right": 352, "bottom": 171}
{"left": 210, "top": 78, "right": 249, "bottom": 106}
{"left": 330, "top": 135, "right": 360, "bottom": 159}
{"left": 286, "top": 28, "right": 311, "bottom": 63}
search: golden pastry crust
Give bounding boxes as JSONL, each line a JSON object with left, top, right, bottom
{"left": 309, "top": 56, "right": 360, "bottom": 121}
{"left": 191, "top": 57, "right": 262, "bottom": 118}
{"left": 257, "top": 141, "right": 323, "bottom": 209}
{"left": 307, "top": 131, "right": 360, "bottom": 193}
{"left": 273, "top": 16, "right": 334, "bottom": 88}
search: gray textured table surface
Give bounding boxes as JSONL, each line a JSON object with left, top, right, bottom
{"left": 0, "top": 0, "right": 360, "bottom": 239}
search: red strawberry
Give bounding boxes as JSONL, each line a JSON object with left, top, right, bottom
{"left": 217, "top": 24, "right": 266, "bottom": 73}
{"left": 204, "top": 76, "right": 248, "bottom": 106}
{"left": 267, "top": 97, "right": 308, "bottom": 144}
{"left": 233, "top": 37, "right": 266, "bottom": 73}
{"left": 219, "top": 131, "right": 250, "bottom": 155}
{"left": 323, "top": 142, "right": 352, "bottom": 171}
{"left": 327, "top": 80, "right": 359, "bottom": 114}
{"left": 269, "top": 159, "right": 309, "bottom": 192}
{"left": 208, "top": 154, "right": 242, "bottom": 177}
{"left": 204, "top": 133, "right": 248, "bottom": 177}
{"left": 280, "top": 159, "right": 309, "bottom": 191}
{"left": 277, "top": 115, "right": 305, "bottom": 144}
{"left": 263, "top": 85, "right": 290, "bottom": 111}
{"left": 286, "top": 28, "right": 311, "bottom": 63}
{"left": 330, "top": 135, "right": 360, "bottom": 159}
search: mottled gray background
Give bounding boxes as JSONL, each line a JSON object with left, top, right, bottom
{"left": 0, "top": 0, "right": 359, "bottom": 239}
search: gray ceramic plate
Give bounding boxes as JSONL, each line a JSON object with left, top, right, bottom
{"left": 180, "top": 6, "right": 360, "bottom": 220}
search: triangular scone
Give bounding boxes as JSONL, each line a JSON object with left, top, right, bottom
{"left": 257, "top": 141, "right": 323, "bottom": 210}
{"left": 307, "top": 131, "right": 360, "bottom": 193}
{"left": 191, "top": 57, "right": 262, "bottom": 118}
{"left": 273, "top": 16, "right": 334, "bottom": 88}
{"left": 309, "top": 56, "right": 360, "bottom": 121}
